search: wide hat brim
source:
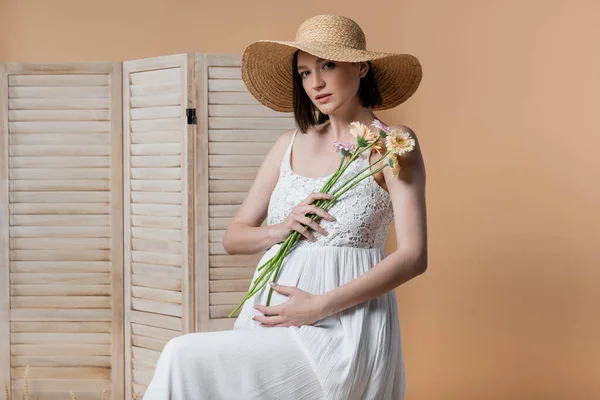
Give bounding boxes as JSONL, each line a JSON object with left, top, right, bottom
{"left": 241, "top": 39, "right": 423, "bottom": 113}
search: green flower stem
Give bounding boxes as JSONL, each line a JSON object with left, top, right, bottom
{"left": 266, "top": 261, "right": 283, "bottom": 305}
{"left": 313, "top": 146, "right": 367, "bottom": 209}
{"left": 330, "top": 165, "right": 387, "bottom": 203}
{"left": 265, "top": 158, "right": 392, "bottom": 307}
{"left": 263, "top": 143, "right": 386, "bottom": 306}
{"left": 320, "top": 145, "right": 361, "bottom": 192}
{"left": 239, "top": 259, "right": 277, "bottom": 306}
{"left": 320, "top": 162, "right": 389, "bottom": 212}
{"left": 244, "top": 163, "right": 391, "bottom": 312}
{"left": 231, "top": 230, "right": 301, "bottom": 316}
{"left": 228, "top": 259, "right": 277, "bottom": 317}
{"left": 311, "top": 147, "right": 387, "bottom": 215}
{"left": 228, "top": 134, "right": 388, "bottom": 317}
{"left": 329, "top": 150, "right": 392, "bottom": 198}
{"left": 255, "top": 252, "right": 277, "bottom": 273}
{"left": 320, "top": 154, "right": 348, "bottom": 192}
{"left": 235, "top": 239, "right": 295, "bottom": 310}
{"left": 251, "top": 241, "right": 293, "bottom": 292}
{"left": 322, "top": 137, "right": 381, "bottom": 193}
{"left": 257, "top": 233, "right": 294, "bottom": 272}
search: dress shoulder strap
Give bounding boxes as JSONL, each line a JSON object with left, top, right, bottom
{"left": 286, "top": 128, "right": 299, "bottom": 154}
{"left": 280, "top": 128, "right": 299, "bottom": 174}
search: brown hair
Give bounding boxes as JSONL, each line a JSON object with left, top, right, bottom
{"left": 292, "top": 50, "right": 383, "bottom": 133}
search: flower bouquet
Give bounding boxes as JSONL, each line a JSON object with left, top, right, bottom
{"left": 228, "top": 120, "right": 415, "bottom": 318}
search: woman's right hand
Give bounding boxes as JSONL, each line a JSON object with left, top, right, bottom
{"left": 271, "top": 192, "right": 337, "bottom": 243}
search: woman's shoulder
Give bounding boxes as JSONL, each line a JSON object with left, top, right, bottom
{"left": 279, "top": 122, "right": 328, "bottom": 147}
{"left": 391, "top": 124, "right": 416, "bottom": 139}
{"left": 276, "top": 128, "right": 296, "bottom": 143}
{"left": 264, "top": 128, "right": 299, "bottom": 168}
{"left": 389, "top": 123, "right": 414, "bottom": 132}
{"left": 272, "top": 128, "right": 297, "bottom": 151}
{"left": 376, "top": 120, "right": 415, "bottom": 135}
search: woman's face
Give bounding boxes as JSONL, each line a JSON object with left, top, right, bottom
{"left": 296, "top": 51, "right": 368, "bottom": 115}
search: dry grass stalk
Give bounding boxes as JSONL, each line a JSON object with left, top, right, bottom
{"left": 4, "top": 366, "right": 147, "bottom": 399}
{"left": 21, "top": 366, "right": 29, "bottom": 400}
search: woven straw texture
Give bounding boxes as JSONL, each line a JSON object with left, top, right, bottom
{"left": 241, "top": 14, "right": 422, "bottom": 112}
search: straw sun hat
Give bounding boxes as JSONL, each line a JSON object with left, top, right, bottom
{"left": 241, "top": 14, "right": 422, "bottom": 113}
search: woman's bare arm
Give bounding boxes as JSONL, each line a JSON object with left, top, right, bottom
{"left": 222, "top": 130, "right": 294, "bottom": 255}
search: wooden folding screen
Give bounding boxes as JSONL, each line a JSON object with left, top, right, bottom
{"left": 122, "top": 53, "right": 195, "bottom": 396}
{"left": 0, "top": 52, "right": 295, "bottom": 399}
{"left": 0, "top": 63, "right": 124, "bottom": 399}
{"left": 194, "top": 54, "right": 295, "bottom": 332}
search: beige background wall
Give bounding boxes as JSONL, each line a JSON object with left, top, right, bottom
{"left": 1, "top": 0, "right": 599, "bottom": 399}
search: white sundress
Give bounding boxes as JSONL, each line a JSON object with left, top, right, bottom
{"left": 143, "top": 127, "right": 406, "bottom": 399}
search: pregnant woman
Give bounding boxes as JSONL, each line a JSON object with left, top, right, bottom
{"left": 143, "top": 14, "right": 427, "bottom": 400}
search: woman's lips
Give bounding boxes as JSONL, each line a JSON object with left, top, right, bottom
{"left": 316, "top": 94, "right": 332, "bottom": 104}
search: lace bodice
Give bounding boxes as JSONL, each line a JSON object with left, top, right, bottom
{"left": 267, "top": 128, "right": 394, "bottom": 249}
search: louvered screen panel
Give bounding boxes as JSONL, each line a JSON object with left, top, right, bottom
{"left": 195, "top": 54, "right": 296, "bottom": 332}
{"left": 0, "top": 63, "right": 123, "bottom": 399}
{"left": 123, "top": 54, "right": 194, "bottom": 398}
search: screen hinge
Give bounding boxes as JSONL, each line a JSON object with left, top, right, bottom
{"left": 186, "top": 108, "right": 197, "bottom": 125}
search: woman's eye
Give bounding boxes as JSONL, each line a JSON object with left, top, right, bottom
{"left": 324, "top": 62, "right": 335, "bottom": 69}
{"left": 300, "top": 71, "right": 309, "bottom": 78}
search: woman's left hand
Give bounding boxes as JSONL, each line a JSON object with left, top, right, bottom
{"left": 253, "top": 283, "right": 326, "bottom": 328}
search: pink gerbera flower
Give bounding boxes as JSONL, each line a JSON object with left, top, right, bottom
{"left": 332, "top": 141, "right": 355, "bottom": 153}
